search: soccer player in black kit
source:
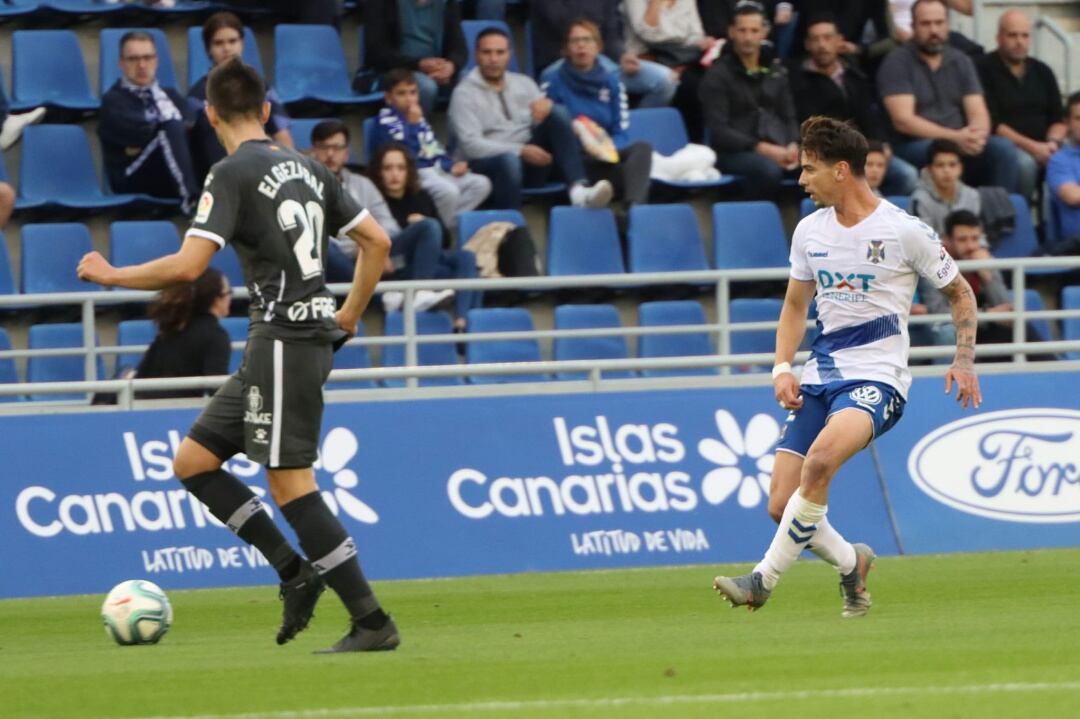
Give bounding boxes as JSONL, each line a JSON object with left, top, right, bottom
{"left": 78, "top": 58, "right": 398, "bottom": 653}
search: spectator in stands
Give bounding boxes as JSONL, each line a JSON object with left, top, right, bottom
{"left": 789, "top": 1, "right": 892, "bottom": 64}
{"left": 877, "top": 0, "right": 1019, "bottom": 193}
{"left": 541, "top": 20, "right": 653, "bottom": 208}
{"left": 98, "top": 31, "right": 198, "bottom": 213}
{"left": 0, "top": 84, "right": 44, "bottom": 151}
{"left": 910, "top": 139, "right": 979, "bottom": 236}
{"left": 865, "top": 140, "right": 888, "bottom": 197}
{"left": 890, "top": 0, "right": 970, "bottom": 42}
{"left": 449, "top": 27, "right": 614, "bottom": 210}
{"left": 699, "top": 1, "right": 799, "bottom": 200}
{"left": 697, "top": 0, "right": 794, "bottom": 50}
{"left": 133, "top": 267, "right": 232, "bottom": 399}
{"left": 372, "top": 143, "right": 483, "bottom": 321}
{"left": 531, "top": 0, "right": 677, "bottom": 109}
{"left": 371, "top": 68, "right": 491, "bottom": 226}
{"left": 977, "top": 10, "right": 1067, "bottom": 202}
{"left": 1047, "top": 92, "right": 1080, "bottom": 246}
{"left": 364, "top": 0, "right": 468, "bottom": 118}
{"left": 188, "top": 12, "right": 294, "bottom": 182}
{"left": 790, "top": 13, "right": 917, "bottom": 195}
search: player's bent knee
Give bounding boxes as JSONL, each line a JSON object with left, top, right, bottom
{"left": 801, "top": 450, "right": 838, "bottom": 488}
{"left": 172, "top": 438, "right": 224, "bottom": 480}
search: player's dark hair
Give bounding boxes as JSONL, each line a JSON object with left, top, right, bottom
{"left": 928, "top": 138, "right": 963, "bottom": 164}
{"left": 475, "top": 26, "right": 510, "bottom": 48}
{"left": 732, "top": 0, "right": 766, "bottom": 23}
{"left": 312, "top": 119, "right": 349, "bottom": 145}
{"left": 206, "top": 57, "right": 265, "bottom": 122}
{"left": 382, "top": 67, "right": 418, "bottom": 93}
{"left": 371, "top": 142, "right": 421, "bottom": 198}
{"left": 202, "top": 11, "right": 244, "bottom": 55}
{"left": 1066, "top": 91, "right": 1080, "bottom": 114}
{"left": 119, "top": 31, "right": 155, "bottom": 58}
{"left": 866, "top": 139, "right": 886, "bottom": 155}
{"left": 944, "top": 209, "right": 981, "bottom": 237}
{"left": 911, "top": 0, "right": 948, "bottom": 22}
{"left": 149, "top": 268, "right": 227, "bottom": 337}
{"left": 799, "top": 116, "right": 867, "bottom": 176}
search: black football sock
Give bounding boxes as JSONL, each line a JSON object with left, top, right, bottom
{"left": 280, "top": 491, "right": 382, "bottom": 621}
{"left": 181, "top": 470, "right": 301, "bottom": 582}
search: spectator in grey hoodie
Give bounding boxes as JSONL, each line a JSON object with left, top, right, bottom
{"left": 910, "top": 138, "right": 979, "bottom": 237}
{"left": 448, "top": 27, "right": 614, "bottom": 210}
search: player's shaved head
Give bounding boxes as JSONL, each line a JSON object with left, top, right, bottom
{"left": 206, "top": 56, "right": 265, "bottom": 122}
{"left": 800, "top": 116, "right": 867, "bottom": 176}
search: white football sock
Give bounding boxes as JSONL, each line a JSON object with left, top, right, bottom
{"left": 807, "top": 517, "right": 857, "bottom": 575}
{"left": 754, "top": 492, "right": 827, "bottom": 590}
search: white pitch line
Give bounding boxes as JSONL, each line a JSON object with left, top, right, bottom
{"left": 124, "top": 681, "right": 1080, "bottom": 719}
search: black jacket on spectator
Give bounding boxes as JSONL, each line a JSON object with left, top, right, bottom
{"left": 788, "top": 59, "right": 890, "bottom": 141}
{"left": 976, "top": 51, "right": 1064, "bottom": 142}
{"left": 699, "top": 43, "right": 799, "bottom": 153}
{"left": 385, "top": 189, "right": 452, "bottom": 247}
{"left": 531, "top": 0, "right": 625, "bottom": 73}
{"left": 134, "top": 313, "right": 230, "bottom": 399}
{"left": 364, "top": 0, "right": 468, "bottom": 74}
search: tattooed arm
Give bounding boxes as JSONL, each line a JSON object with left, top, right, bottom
{"left": 938, "top": 273, "right": 982, "bottom": 409}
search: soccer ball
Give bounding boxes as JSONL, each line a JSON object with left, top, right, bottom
{"left": 101, "top": 580, "right": 173, "bottom": 646}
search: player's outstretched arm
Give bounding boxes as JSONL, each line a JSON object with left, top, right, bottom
{"left": 77, "top": 235, "right": 218, "bottom": 291}
{"left": 774, "top": 278, "right": 815, "bottom": 410}
{"left": 336, "top": 214, "right": 392, "bottom": 334}
{"left": 939, "top": 273, "right": 982, "bottom": 410}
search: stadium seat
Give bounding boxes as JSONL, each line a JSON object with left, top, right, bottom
{"left": 187, "top": 25, "right": 262, "bottom": 87}
{"left": 553, "top": 304, "right": 634, "bottom": 380}
{"left": 275, "top": 24, "right": 382, "bottom": 106}
{"left": 21, "top": 223, "right": 99, "bottom": 295}
{"left": 0, "top": 328, "right": 22, "bottom": 402}
{"left": 995, "top": 194, "right": 1038, "bottom": 259}
{"left": 457, "top": 209, "right": 526, "bottom": 249}
{"left": 465, "top": 307, "right": 549, "bottom": 383}
{"left": 27, "top": 322, "right": 103, "bottom": 401}
{"left": 361, "top": 116, "right": 378, "bottom": 163}
{"left": 462, "top": 20, "right": 519, "bottom": 72}
{"left": 327, "top": 321, "right": 378, "bottom": 390}
{"left": 109, "top": 221, "right": 181, "bottom": 268}
{"left": 1022, "top": 289, "right": 1052, "bottom": 345}
{"left": 547, "top": 207, "right": 624, "bottom": 276}
{"left": 0, "top": 232, "right": 16, "bottom": 298}
{"left": 712, "top": 201, "right": 789, "bottom": 270}
{"left": 210, "top": 244, "right": 245, "bottom": 288}
{"left": 799, "top": 197, "right": 816, "bottom": 220}
{"left": 100, "top": 28, "right": 178, "bottom": 92}
{"left": 1063, "top": 286, "right": 1080, "bottom": 360}
{"left": 886, "top": 195, "right": 910, "bottom": 212}
{"left": 11, "top": 30, "right": 98, "bottom": 113}
{"left": 626, "top": 204, "right": 708, "bottom": 273}
{"left": 115, "top": 319, "right": 155, "bottom": 372}
{"left": 16, "top": 124, "right": 142, "bottom": 211}
{"left": 219, "top": 317, "right": 248, "bottom": 373}
{"left": 0, "top": 1, "right": 41, "bottom": 19}
{"left": 382, "top": 310, "right": 464, "bottom": 386}
{"left": 729, "top": 298, "right": 783, "bottom": 373}
{"left": 624, "top": 108, "right": 736, "bottom": 190}
{"left": 638, "top": 300, "right": 716, "bottom": 377}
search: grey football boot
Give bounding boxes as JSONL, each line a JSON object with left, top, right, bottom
{"left": 316, "top": 615, "right": 400, "bottom": 654}
{"left": 713, "top": 572, "right": 771, "bottom": 611}
{"left": 839, "top": 543, "right": 876, "bottom": 618}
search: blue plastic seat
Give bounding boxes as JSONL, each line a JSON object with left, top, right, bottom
{"left": 553, "top": 304, "right": 633, "bottom": 380}
{"left": 219, "top": 317, "right": 248, "bottom": 373}
{"left": 11, "top": 30, "right": 98, "bottom": 112}
{"left": 361, "top": 115, "right": 379, "bottom": 163}
{"left": 799, "top": 197, "right": 816, "bottom": 220}
{"left": 627, "top": 204, "right": 708, "bottom": 273}
{"left": 100, "top": 28, "right": 178, "bottom": 92}
{"left": 886, "top": 195, "right": 910, "bottom": 212}
{"left": 712, "top": 201, "right": 789, "bottom": 270}
{"left": 462, "top": 20, "right": 519, "bottom": 73}
{"left": 0, "top": 1, "right": 41, "bottom": 19}
{"left": 327, "top": 321, "right": 378, "bottom": 390}
{"left": 625, "top": 108, "right": 736, "bottom": 190}
{"left": 17, "top": 124, "right": 142, "bottom": 211}
{"left": 547, "top": 207, "right": 624, "bottom": 276}
{"left": 0, "top": 328, "right": 22, "bottom": 402}
{"left": 729, "top": 298, "right": 782, "bottom": 373}
{"left": 110, "top": 221, "right": 181, "bottom": 267}
{"left": 187, "top": 25, "right": 262, "bottom": 87}
{"left": 382, "top": 311, "right": 463, "bottom": 386}
{"left": 1063, "top": 286, "right": 1080, "bottom": 360}
{"left": 0, "top": 232, "right": 16, "bottom": 298}
{"left": 210, "top": 244, "right": 245, "bottom": 288}
{"left": 457, "top": 209, "right": 525, "bottom": 247}
{"left": 465, "top": 307, "right": 549, "bottom": 383}
{"left": 638, "top": 300, "right": 716, "bottom": 377}
{"left": 116, "top": 319, "right": 155, "bottom": 371}
{"left": 1022, "top": 289, "right": 1052, "bottom": 345}
{"left": 21, "top": 223, "right": 99, "bottom": 295}
{"left": 27, "top": 322, "right": 103, "bottom": 401}
{"left": 276, "top": 24, "right": 382, "bottom": 106}
{"left": 40, "top": 0, "right": 126, "bottom": 15}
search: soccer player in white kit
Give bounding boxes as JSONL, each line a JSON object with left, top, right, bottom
{"left": 713, "top": 116, "right": 982, "bottom": 617}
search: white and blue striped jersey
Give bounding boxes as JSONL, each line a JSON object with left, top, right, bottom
{"left": 790, "top": 199, "right": 959, "bottom": 398}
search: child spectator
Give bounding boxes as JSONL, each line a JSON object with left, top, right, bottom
{"left": 910, "top": 139, "right": 979, "bottom": 236}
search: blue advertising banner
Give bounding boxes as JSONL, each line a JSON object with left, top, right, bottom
{"left": 0, "top": 386, "right": 898, "bottom": 598}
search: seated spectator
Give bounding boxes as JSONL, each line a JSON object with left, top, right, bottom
{"left": 98, "top": 31, "right": 198, "bottom": 213}
{"left": 1047, "top": 92, "right": 1080, "bottom": 247}
{"left": 0, "top": 82, "right": 44, "bottom": 151}
{"left": 699, "top": 1, "right": 799, "bottom": 199}
{"left": 188, "top": 12, "right": 294, "bottom": 182}
{"left": 977, "top": 10, "right": 1068, "bottom": 202}
{"left": 372, "top": 69, "right": 492, "bottom": 227}
{"left": 449, "top": 27, "right": 614, "bottom": 210}
{"left": 541, "top": 20, "right": 653, "bottom": 208}
{"left": 372, "top": 143, "right": 483, "bottom": 323}
{"left": 865, "top": 140, "right": 888, "bottom": 197}
{"left": 531, "top": 0, "right": 677, "bottom": 109}
{"left": 910, "top": 139, "right": 979, "bottom": 236}
{"left": 790, "top": 13, "right": 917, "bottom": 194}
{"left": 133, "top": 268, "right": 232, "bottom": 399}
{"left": 697, "top": 0, "right": 794, "bottom": 51}
{"left": 891, "top": 0, "right": 970, "bottom": 43}
{"left": 364, "top": 0, "right": 468, "bottom": 118}
{"left": 877, "top": 0, "right": 1019, "bottom": 193}
{"left": 309, "top": 121, "right": 457, "bottom": 314}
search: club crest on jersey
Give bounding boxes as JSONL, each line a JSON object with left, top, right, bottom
{"left": 866, "top": 240, "right": 885, "bottom": 264}
{"left": 849, "top": 385, "right": 883, "bottom": 406}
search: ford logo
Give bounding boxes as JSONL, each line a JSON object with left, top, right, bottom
{"left": 908, "top": 409, "right": 1080, "bottom": 523}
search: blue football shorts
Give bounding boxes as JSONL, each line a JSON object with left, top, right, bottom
{"left": 776, "top": 380, "right": 905, "bottom": 457}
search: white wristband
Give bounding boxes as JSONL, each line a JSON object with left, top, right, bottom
{"left": 772, "top": 362, "right": 792, "bottom": 379}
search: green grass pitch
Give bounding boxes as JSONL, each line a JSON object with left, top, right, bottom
{"left": 3, "top": 549, "right": 1079, "bottom": 719}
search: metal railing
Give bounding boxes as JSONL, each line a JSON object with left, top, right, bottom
{"left": 1, "top": 256, "right": 1079, "bottom": 411}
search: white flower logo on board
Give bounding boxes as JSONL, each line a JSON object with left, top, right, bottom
{"left": 697, "top": 410, "right": 779, "bottom": 508}
{"left": 315, "top": 427, "right": 379, "bottom": 524}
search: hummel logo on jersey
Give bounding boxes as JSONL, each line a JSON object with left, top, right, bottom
{"left": 808, "top": 250, "right": 829, "bottom": 257}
